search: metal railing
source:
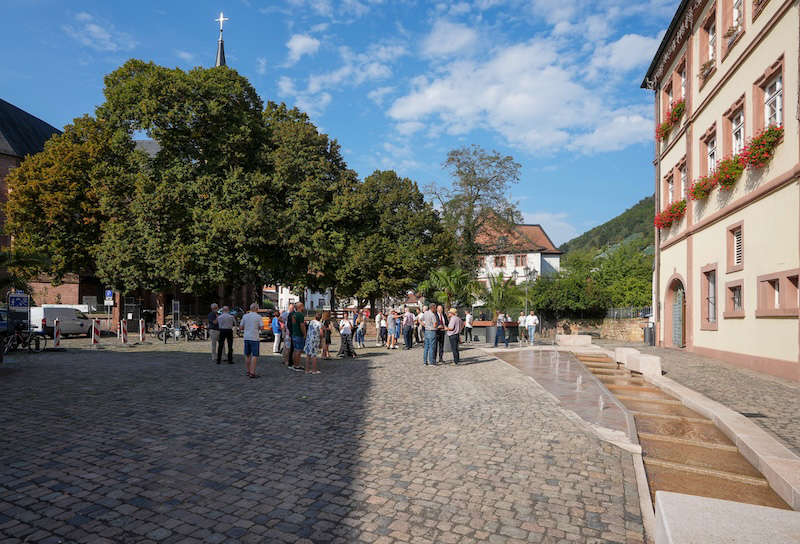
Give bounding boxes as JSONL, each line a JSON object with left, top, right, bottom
{"left": 605, "top": 306, "right": 652, "bottom": 320}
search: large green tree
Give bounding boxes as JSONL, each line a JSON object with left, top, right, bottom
{"left": 336, "top": 170, "right": 452, "bottom": 311}
{"left": 430, "top": 145, "right": 522, "bottom": 268}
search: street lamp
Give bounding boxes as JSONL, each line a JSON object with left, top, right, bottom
{"left": 522, "top": 266, "right": 537, "bottom": 315}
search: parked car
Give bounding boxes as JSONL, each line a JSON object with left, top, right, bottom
{"left": 0, "top": 308, "right": 8, "bottom": 336}
{"left": 256, "top": 310, "right": 276, "bottom": 342}
{"left": 30, "top": 306, "right": 92, "bottom": 338}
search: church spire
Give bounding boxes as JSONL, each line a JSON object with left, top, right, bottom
{"left": 215, "top": 11, "right": 229, "bottom": 67}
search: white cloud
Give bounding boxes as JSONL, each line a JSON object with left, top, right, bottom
{"left": 367, "top": 86, "right": 394, "bottom": 106}
{"left": 62, "top": 12, "right": 137, "bottom": 52}
{"left": 388, "top": 36, "right": 653, "bottom": 154}
{"left": 256, "top": 57, "right": 268, "bottom": 75}
{"left": 421, "top": 20, "right": 478, "bottom": 57}
{"left": 589, "top": 33, "right": 661, "bottom": 76}
{"left": 286, "top": 34, "right": 321, "bottom": 65}
{"left": 522, "top": 211, "right": 578, "bottom": 246}
{"left": 281, "top": 42, "right": 407, "bottom": 115}
{"left": 284, "top": 0, "right": 385, "bottom": 19}
{"left": 176, "top": 50, "right": 194, "bottom": 62}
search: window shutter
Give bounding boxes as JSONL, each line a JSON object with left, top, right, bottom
{"left": 734, "top": 229, "right": 743, "bottom": 265}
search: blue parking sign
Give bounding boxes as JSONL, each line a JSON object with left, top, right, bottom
{"left": 105, "top": 289, "right": 113, "bottom": 299}
{"left": 9, "top": 293, "right": 29, "bottom": 308}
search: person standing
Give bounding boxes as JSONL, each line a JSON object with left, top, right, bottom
{"left": 435, "top": 305, "right": 447, "bottom": 363}
{"left": 356, "top": 312, "right": 366, "bottom": 348}
{"left": 386, "top": 310, "right": 397, "bottom": 350}
{"left": 271, "top": 310, "right": 282, "bottom": 353}
{"left": 338, "top": 314, "right": 357, "bottom": 358}
{"left": 378, "top": 312, "right": 387, "bottom": 346}
{"left": 493, "top": 310, "right": 509, "bottom": 348}
{"left": 402, "top": 307, "right": 414, "bottom": 350}
{"left": 321, "top": 311, "right": 333, "bottom": 360}
{"left": 240, "top": 303, "right": 263, "bottom": 378}
{"left": 464, "top": 310, "right": 473, "bottom": 343}
{"left": 527, "top": 310, "right": 539, "bottom": 345}
{"left": 216, "top": 306, "right": 236, "bottom": 364}
{"left": 446, "top": 309, "right": 463, "bottom": 364}
{"left": 518, "top": 311, "right": 527, "bottom": 345}
{"left": 421, "top": 305, "right": 438, "bottom": 366}
{"left": 289, "top": 302, "right": 306, "bottom": 371}
{"left": 282, "top": 303, "right": 294, "bottom": 367}
{"left": 208, "top": 303, "right": 220, "bottom": 361}
{"left": 415, "top": 309, "right": 424, "bottom": 345}
{"left": 304, "top": 312, "right": 322, "bottom": 374}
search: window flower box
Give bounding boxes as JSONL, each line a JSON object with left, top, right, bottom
{"left": 654, "top": 199, "right": 687, "bottom": 229}
{"left": 716, "top": 155, "right": 745, "bottom": 190}
{"left": 739, "top": 125, "right": 784, "bottom": 168}
{"left": 656, "top": 99, "right": 686, "bottom": 142}
{"left": 689, "top": 174, "right": 718, "bottom": 200}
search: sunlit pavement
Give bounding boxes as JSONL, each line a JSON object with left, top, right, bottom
{"left": 0, "top": 340, "right": 644, "bottom": 543}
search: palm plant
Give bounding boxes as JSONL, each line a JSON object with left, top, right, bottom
{"left": 481, "top": 273, "right": 522, "bottom": 316}
{"left": 0, "top": 250, "right": 51, "bottom": 297}
{"left": 418, "top": 266, "right": 481, "bottom": 308}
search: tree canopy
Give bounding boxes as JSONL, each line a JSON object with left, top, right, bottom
{"left": 430, "top": 145, "right": 522, "bottom": 268}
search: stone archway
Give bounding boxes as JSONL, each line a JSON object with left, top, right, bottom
{"left": 663, "top": 275, "right": 686, "bottom": 348}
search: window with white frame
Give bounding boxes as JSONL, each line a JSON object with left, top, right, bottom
{"left": 707, "top": 270, "right": 717, "bottom": 323}
{"left": 708, "top": 22, "right": 716, "bottom": 60}
{"left": 732, "top": 110, "right": 744, "bottom": 155}
{"left": 680, "top": 68, "right": 686, "bottom": 99}
{"left": 707, "top": 137, "right": 717, "bottom": 172}
{"left": 733, "top": 0, "right": 743, "bottom": 30}
{"left": 765, "top": 75, "right": 783, "bottom": 127}
{"left": 680, "top": 166, "right": 687, "bottom": 199}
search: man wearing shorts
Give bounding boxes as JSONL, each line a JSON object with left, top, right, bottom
{"left": 240, "top": 303, "right": 263, "bottom": 378}
{"left": 289, "top": 302, "right": 306, "bottom": 371}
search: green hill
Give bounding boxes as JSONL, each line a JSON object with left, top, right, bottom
{"left": 561, "top": 195, "right": 654, "bottom": 254}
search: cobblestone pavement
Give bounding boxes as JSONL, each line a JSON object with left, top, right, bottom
{"left": 0, "top": 339, "right": 645, "bottom": 543}
{"left": 597, "top": 340, "right": 800, "bottom": 456}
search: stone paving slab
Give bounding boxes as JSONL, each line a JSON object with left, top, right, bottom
{"left": 0, "top": 340, "right": 645, "bottom": 543}
{"left": 596, "top": 341, "right": 800, "bottom": 457}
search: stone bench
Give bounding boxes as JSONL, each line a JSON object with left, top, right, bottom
{"left": 555, "top": 334, "right": 592, "bottom": 346}
{"left": 615, "top": 348, "right": 662, "bottom": 377}
{"left": 655, "top": 491, "right": 800, "bottom": 544}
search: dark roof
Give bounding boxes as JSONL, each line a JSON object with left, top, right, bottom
{"left": 641, "top": 0, "right": 691, "bottom": 88}
{"left": 0, "top": 98, "right": 61, "bottom": 159}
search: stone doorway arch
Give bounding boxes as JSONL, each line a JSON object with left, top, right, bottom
{"left": 664, "top": 275, "right": 686, "bottom": 348}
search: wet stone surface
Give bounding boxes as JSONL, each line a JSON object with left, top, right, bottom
{"left": 0, "top": 339, "right": 645, "bottom": 543}
{"left": 597, "top": 340, "right": 800, "bottom": 456}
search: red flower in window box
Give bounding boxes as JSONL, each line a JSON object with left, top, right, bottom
{"left": 716, "top": 155, "right": 745, "bottom": 190}
{"left": 739, "top": 125, "right": 784, "bottom": 168}
{"left": 688, "top": 174, "right": 718, "bottom": 200}
{"left": 655, "top": 100, "right": 686, "bottom": 142}
{"left": 654, "top": 199, "right": 687, "bottom": 229}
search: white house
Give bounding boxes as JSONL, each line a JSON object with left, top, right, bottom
{"left": 475, "top": 223, "right": 562, "bottom": 286}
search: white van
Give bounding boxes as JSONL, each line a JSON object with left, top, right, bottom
{"left": 30, "top": 306, "right": 92, "bottom": 338}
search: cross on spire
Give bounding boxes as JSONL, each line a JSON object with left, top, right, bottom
{"left": 214, "top": 11, "right": 229, "bottom": 67}
{"left": 215, "top": 12, "right": 229, "bottom": 33}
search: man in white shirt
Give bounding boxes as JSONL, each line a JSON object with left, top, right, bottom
{"left": 526, "top": 310, "right": 539, "bottom": 345}
{"left": 239, "top": 303, "right": 263, "bottom": 378}
{"left": 464, "top": 311, "right": 473, "bottom": 343}
{"left": 216, "top": 306, "right": 237, "bottom": 364}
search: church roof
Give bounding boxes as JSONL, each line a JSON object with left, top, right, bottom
{"left": 0, "top": 98, "right": 61, "bottom": 159}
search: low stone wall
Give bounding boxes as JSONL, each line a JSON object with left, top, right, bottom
{"left": 553, "top": 318, "right": 645, "bottom": 342}
{"left": 600, "top": 318, "right": 646, "bottom": 343}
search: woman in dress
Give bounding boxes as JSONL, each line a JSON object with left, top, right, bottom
{"left": 304, "top": 312, "right": 322, "bottom": 374}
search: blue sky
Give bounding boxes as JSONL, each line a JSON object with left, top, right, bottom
{"left": 1, "top": 0, "right": 678, "bottom": 245}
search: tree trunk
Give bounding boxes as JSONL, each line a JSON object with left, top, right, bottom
{"left": 369, "top": 296, "right": 375, "bottom": 318}
{"left": 329, "top": 286, "right": 337, "bottom": 311}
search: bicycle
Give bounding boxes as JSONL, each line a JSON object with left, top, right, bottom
{"left": 156, "top": 321, "right": 186, "bottom": 342}
{"left": 3, "top": 324, "right": 47, "bottom": 354}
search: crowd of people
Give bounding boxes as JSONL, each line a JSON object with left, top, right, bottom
{"left": 205, "top": 302, "right": 540, "bottom": 376}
